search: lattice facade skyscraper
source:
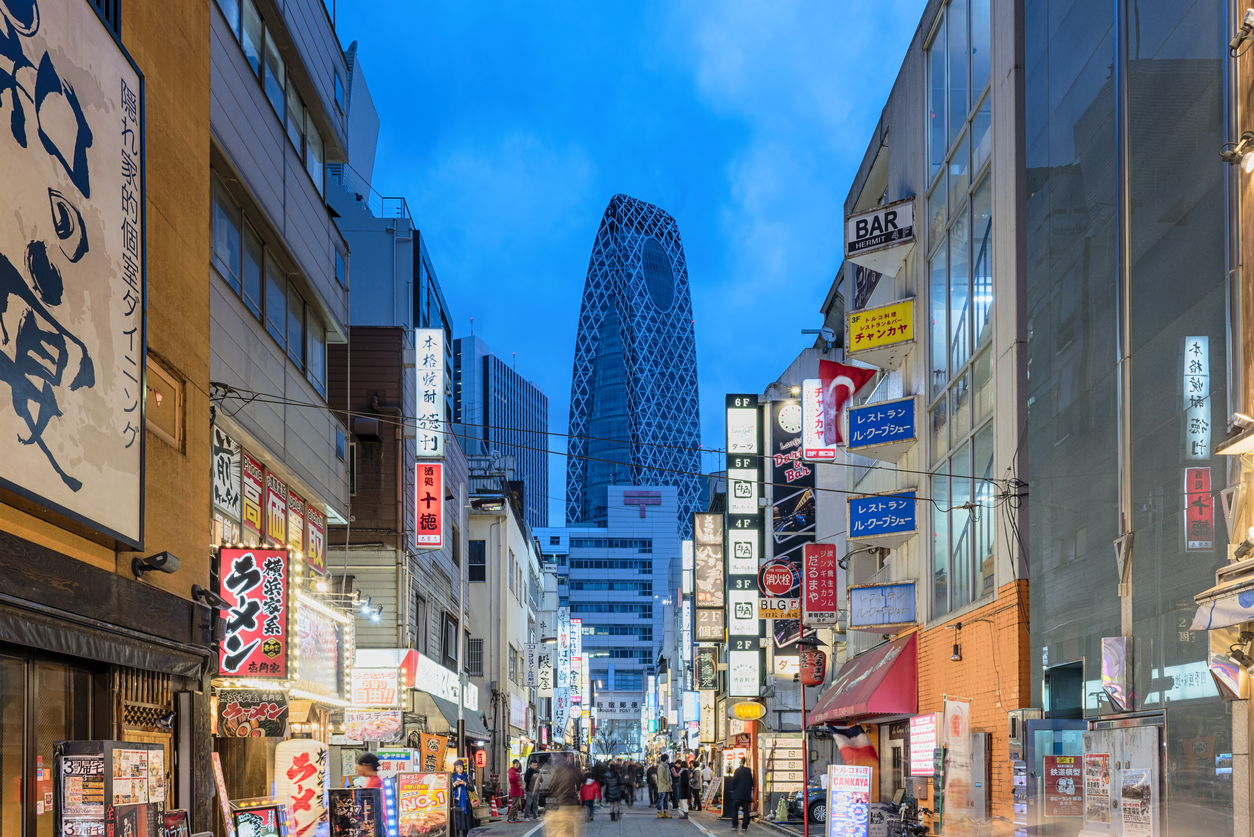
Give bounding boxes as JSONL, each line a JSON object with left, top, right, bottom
{"left": 566, "top": 195, "right": 701, "bottom": 537}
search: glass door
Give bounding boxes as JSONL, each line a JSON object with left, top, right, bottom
{"left": 1025, "top": 719, "right": 1086, "bottom": 837}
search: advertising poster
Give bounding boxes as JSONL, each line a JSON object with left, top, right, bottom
{"left": 163, "top": 810, "right": 191, "bottom": 837}
{"left": 216, "top": 689, "right": 290, "bottom": 738}
{"left": 0, "top": 0, "right": 146, "bottom": 546}
{"left": 233, "top": 805, "right": 283, "bottom": 837}
{"left": 1119, "top": 769, "right": 1152, "bottom": 837}
{"left": 1043, "top": 756, "right": 1082, "bottom": 817}
{"left": 941, "top": 697, "right": 973, "bottom": 816}
{"left": 908, "top": 715, "right": 937, "bottom": 777}
{"left": 352, "top": 668, "right": 400, "bottom": 707}
{"left": 397, "top": 773, "right": 450, "bottom": 837}
{"left": 62, "top": 754, "right": 106, "bottom": 820}
{"left": 111, "top": 749, "right": 148, "bottom": 805}
{"left": 1083, "top": 754, "right": 1111, "bottom": 825}
{"left": 767, "top": 400, "right": 814, "bottom": 625}
{"left": 276, "top": 740, "right": 329, "bottom": 837}
{"left": 330, "top": 787, "right": 386, "bottom": 837}
{"left": 216, "top": 548, "right": 290, "bottom": 679}
{"left": 826, "top": 765, "right": 872, "bottom": 837}
{"left": 344, "top": 710, "right": 404, "bottom": 743}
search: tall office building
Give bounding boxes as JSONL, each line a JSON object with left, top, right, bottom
{"left": 566, "top": 195, "right": 701, "bottom": 536}
{"left": 454, "top": 336, "right": 549, "bottom": 528}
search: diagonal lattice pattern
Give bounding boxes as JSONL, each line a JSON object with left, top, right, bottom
{"left": 566, "top": 195, "right": 701, "bottom": 538}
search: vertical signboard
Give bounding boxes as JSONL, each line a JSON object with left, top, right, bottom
{"left": 694, "top": 512, "right": 726, "bottom": 611}
{"left": 264, "top": 470, "right": 289, "bottom": 546}
{"left": 826, "top": 765, "right": 873, "bottom": 837}
{"left": 241, "top": 451, "right": 265, "bottom": 542}
{"left": 803, "top": 543, "right": 840, "bottom": 626}
{"left": 212, "top": 427, "right": 243, "bottom": 519}
{"left": 276, "top": 740, "right": 329, "bottom": 837}
{"left": 0, "top": 0, "right": 146, "bottom": 546}
{"left": 525, "top": 642, "right": 538, "bottom": 687}
{"left": 768, "top": 399, "right": 814, "bottom": 633}
{"left": 415, "top": 463, "right": 444, "bottom": 547}
{"left": 725, "top": 394, "right": 763, "bottom": 698}
{"left": 1184, "top": 336, "right": 1210, "bottom": 459}
{"left": 287, "top": 488, "right": 306, "bottom": 553}
{"left": 306, "top": 506, "right": 327, "bottom": 575}
{"left": 1184, "top": 466, "right": 1214, "bottom": 552}
{"left": 215, "top": 548, "right": 291, "bottom": 679}
{"left": 556, "top": 606, "right": 571, "bottom": 688}
{"left": 415, "top": 328, "right": 446, "bottom": 458}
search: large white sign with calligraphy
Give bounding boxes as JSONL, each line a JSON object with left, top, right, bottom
{"left": 0, "top": 0, "right": 145, "bottom": 544}
{"left": 415, "top": 328, "right": 445, "bottom": 458}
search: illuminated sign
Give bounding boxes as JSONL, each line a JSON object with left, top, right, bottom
{"left": 415, "top": 328, "right": 446, "bottom": 458}
{"left": 848, "top": 491, "right": 917, "bottom": 542}
{"left": 415, "top": 463, "right": 444, "bottom": 547}
{"left": 845, "top": 197, "right": 915, "bottom": 258}
{"left": 847, "top": 396, "right": 917, "bottom": 452}
{"left": 1184, "top": 336, "right": 1210, "bottom": 459}
{"left": 803, "top": 543, "right": 840, "bottom": 626}
{"left": 216, "top": 548, "right": 292, "bottom": 679}
{"left": 351, "top": 668, "right": 400, "bottom": 708}
{"left": 847, "top": 298, "right": 915, "bottom": 353}
{"left": 728, "top": 650, "right": 760, "bottom": 698}
{"left": 1184, "top": 467, "right": 1214, "bottom": 552}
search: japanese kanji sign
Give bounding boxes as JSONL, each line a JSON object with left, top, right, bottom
{"left": 306, "top": 506, "right": 327, "bottom": 575}
{"left": 847, "top": 298, "right": 915, "bottom": 353}
{"left": 1184, "top": 336, "right": 1210, "bottom": 459}
{"left": 415, "top": 462, "right": 444, "bottom": 547}
{"left": 693, "top": 512, "right": 725, "bottom": 608}
{"left": 415, "top": 328, "right": 446, "bottom": 458}
{"left": 276, "top": 740, "right": 329, "bottom": 837}
{"left": 351, "top": 668, "right": 401, "bottom": 707}
{"left": 1043, "top": 755, "right": 1083, "bottom": 818}
{"left": 287, "top": 487, "right": 306, "bottom": 554}
{"left": 0, "top": 0, "right": 146, "bottom": 545}
{"left": 215, "top": 689, "right": 289, "bottom": 737}
{"left": 848, "top": 491, "right": 917, "bottom": 541}
{"left": 396, "top": 772, "right": 450, "bottom": 837}
{"left": 216, "top": 548, "right": 290, "bottom": 678}
{"left": 802, "top": 543, "right": 840, "bottom": 626}
{"left": 848, "top": 581, "right": 916, "bottom": 630}
{"left": 264, "top": 470, "right": 288, "bottom": 546}
{"left": 241, "top": 451, "right": 265, "bottom": 541}
{"left": 1184, "top": 466, "right": 1214, "bottom": 552}
{"left": 212, "top": 427, "right": 242, "bottom": 520}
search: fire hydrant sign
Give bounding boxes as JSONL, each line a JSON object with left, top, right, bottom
{"left": 827, "top": 765, "right": 872, "bottom": 837}
{"left": 1043, "top": 756, "right": 1082, "bottom": 817}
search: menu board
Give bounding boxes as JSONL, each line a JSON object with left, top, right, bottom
{"left": 826, "top": 765, "right": 872, "bottom": 837}
{"left": 112, "top": 749, "right": 149, "bottom": 805}
{"left": 396, "top": 773, "right": 450, "bottom": 837}
{"left": 62, "top": 755, "right": 106, "bottom": 819}
{"left": 908, "top": 714, "right": 937, "bottom": 777}
{"left": 330, "top": 788, "right": 386, "bottom": 837}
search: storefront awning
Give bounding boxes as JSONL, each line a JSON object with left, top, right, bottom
{"left": 411, "top": 689, "right": 492, "bottom": 740}
{"left": 1191, "top": 573, "right": 1254, "bottom": 631}
{"left": 808, "top": 633, "right": 916, "bottom": 727}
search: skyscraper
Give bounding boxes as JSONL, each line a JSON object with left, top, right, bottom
{"left": 453, "top": 336, "right": 549, "bottom": 529}
{"left": 566, "top": 195, "right": 701, "bottom": 536}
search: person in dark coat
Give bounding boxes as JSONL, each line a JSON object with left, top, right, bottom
{"left": 645, "top": 762, "right": 659, "bottom": 806}
{"left": 451, "top": 760, "right": 473, "bottom": 837}
{"left": 729, "top": 758, "right": 754, "bottom": 832}
{"left": 606, "top": 764, "right": 624, "bottom": 820}
{"left": 676, "top": 764, "right": 691, "bottom": 818}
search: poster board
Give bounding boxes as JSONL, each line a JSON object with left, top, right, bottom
{"left": 395, "top": 772, "right": 451, "bottom": 837}
{"left": 330, "top": 787, "right": 387, "bottom": 837}
{"left": 55, "top": 740, "right": 166, "bottom": 837}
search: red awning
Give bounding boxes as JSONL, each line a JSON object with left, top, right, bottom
{"left": 808, "top": 633, "right": 917, "bottom": 726}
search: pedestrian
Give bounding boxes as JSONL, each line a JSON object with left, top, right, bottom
{"left": 676, "top": 762, "right": 691, "bottom": 818}
{"left": 355, "top": 752, "right": 383, "bottom": 788}
{"left": 646, "top": 761, "right": 659, "bottom": 806}
{"left": 545, "top": 754, "right": 585, "bottom": 837}
{"left": 655, "top": 754, "right": 673, "bottom": 818}
{"left": 625, "top": 759, "right": 637, "bottom": 806}
{"left": 507, "top": 759, "right": 525, "bottom": 823}
{"left": 580, "top": 774, "right": 602, "bottom": 821}
{"left": 452, "top": 760, "right": 473, "bottom": 837}
{"left": 691, "top": 760, "right": 703, "bottom": 812}
{"left": 606, "top": 763, "right": 624, "bottom": 821}
{"left": 729, "top": 757, "right": 754, "bottom": 832}
{"left": 524, "top": 757, "right": 541, "bottom": 821}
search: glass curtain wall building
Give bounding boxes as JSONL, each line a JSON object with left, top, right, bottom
{"left": 566, "top": 195, "right": 701, "bottom": 537}
{"left": 1026, "top": 0, "right": 1231, "bottom": 831}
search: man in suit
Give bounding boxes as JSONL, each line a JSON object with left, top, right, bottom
{"left": 728, "top": 757, "right": 754, "bottom": 832}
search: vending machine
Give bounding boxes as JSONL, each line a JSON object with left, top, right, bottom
{"left": 54, "top": 740, "right": 167, "bottom": 837}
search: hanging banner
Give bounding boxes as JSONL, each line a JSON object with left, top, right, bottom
{"left": 212, "top": 427, "right": 243, "bottom": 520}
{"left": 537, "top": 645, "right": 554, "bottom": 698}
{"left": 216, "top": 548, "right": 291, "bottom": 678}
{"left": 803, "top": 543, "right": 840, "bottom": 626}
{"left": 1184, "top": 336, "right": 1210, "bottom": 459}
{"left": 415, "top": 328, "right": 446, "bottom": 458}
{"left": 276, "top": 740, "right": 329, "bottom": 837}
{"left": 264, "top": 470, "right": 288, "bottom": 546}
{"left": 418, "top": 734, "right": 449, "bottom": 773}
{"left": 216, "top": 689, "right": 290, "bottom": 738}
{"left": 287, "top": 488, "right": 306, "bottom": 554}
{"left": 552, "top": 687, "right": 571, "bottom": 741}
{"left": 942, "top": 697, "right": 973, "bottom": 817}
{"left": 0, "top": 0, "right": 146, "bottom": 547}
{"left": 416, "top": 462, "right": 444, "bottom": 547}
{"left": 699, "top": 691, "right": 716, "bottom": 743}
{"left": 306, "top": 506, "right": 327, "bottom": 575}
{"left": 242, "top": 451, "right": 265, "bottom": 540}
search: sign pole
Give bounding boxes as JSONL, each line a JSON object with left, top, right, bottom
{"left": 802, "top": 681, "right": 809, "bottom": 837}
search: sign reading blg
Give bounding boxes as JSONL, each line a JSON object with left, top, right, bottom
{"left": 0, "top": 0, "right": 146, "bottom": 546}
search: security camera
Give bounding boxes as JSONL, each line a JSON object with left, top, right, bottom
{"left": 132, "top": 551, "right": 180, "bottom": 579}
{"left": 191, "top": 584, "right": 232, "bottom": 610}
{"left": 1232, "top": 8, "right": 1254, "bottom": 52}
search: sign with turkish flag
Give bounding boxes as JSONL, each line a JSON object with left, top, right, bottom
{"left": 819, "top": 360, "right": 876, "bottom": 446}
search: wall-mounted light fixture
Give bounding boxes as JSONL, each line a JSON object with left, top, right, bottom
{"left": 1232, "top": 8, "right": 1254, "bottom": 55}
{"left": 950, "top": 621, "right": 963, "bottom": 662}
{"left": 1221, "top": 131, "right": 1254, "bottom": 171}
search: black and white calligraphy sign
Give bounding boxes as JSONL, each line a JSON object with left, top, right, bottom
{"left": 0, "top": 0, "right": 145, "bottom": 544}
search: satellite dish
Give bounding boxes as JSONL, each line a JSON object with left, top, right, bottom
{"left": 821, "top": 326, "right": 836, "bottom": 343}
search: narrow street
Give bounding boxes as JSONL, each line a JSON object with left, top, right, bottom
{"left": 471, "top": 805, "right": 785, "bottom": 837}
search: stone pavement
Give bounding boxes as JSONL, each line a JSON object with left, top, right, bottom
{"left": 470, "top": 802, "right": 782, "bottom": 837}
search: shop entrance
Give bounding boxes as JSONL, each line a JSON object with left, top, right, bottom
{"left": 1025, "top": 719, "right": 1085, "bottom": 837}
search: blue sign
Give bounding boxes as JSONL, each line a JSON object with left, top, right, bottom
{"left": 848, "top": 492, "right": 916, "bottom": 539}
{"left": 848, "top": 397, "right": 915, "bottom": 450}
{"left": 849, "top": 582, "right": 917, "bottom": 629}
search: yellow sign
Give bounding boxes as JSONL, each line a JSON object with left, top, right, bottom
{"left": 728, "top": 701, "right": 767, "bottom": 721}
{"left": 847, "top": 298, "right": 915, "bottom": 352}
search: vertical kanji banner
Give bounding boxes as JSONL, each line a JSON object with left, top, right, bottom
{"left": 415, "top": 462, "right": 444, "bottom": 547}
{"left": 216, "top": 548, "right": 291, "bottom": 678}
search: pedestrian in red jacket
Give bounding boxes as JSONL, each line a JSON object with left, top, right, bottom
{"left": 506, "top": 760, "right": 525, "bottom": 823}
{"left": 580, "top": 775, "right": 603, "bottom": 821}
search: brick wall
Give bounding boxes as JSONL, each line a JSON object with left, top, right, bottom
{"left": 913, "top": 580, "right": 1031, "bottom": 822}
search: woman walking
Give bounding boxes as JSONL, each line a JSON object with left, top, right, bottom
{"left": 606, "top": 763, "right": 624, "bottom": 821}
{"left": 452, "top": 760, "right": 473, "bottom": 837}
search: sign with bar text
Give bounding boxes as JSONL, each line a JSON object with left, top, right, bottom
{"left": 415, "top": 462, "right": 444, "bottom": 547}
{"left": 216, "top": 548, "right": 290, "bottom": 678}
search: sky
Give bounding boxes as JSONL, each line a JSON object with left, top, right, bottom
{"left": 334, "top": 1, "right": 927, "bottom": 526}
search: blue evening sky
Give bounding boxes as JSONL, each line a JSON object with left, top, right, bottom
{"left": 334, "top": 2, "right": 926, "bottom": 526}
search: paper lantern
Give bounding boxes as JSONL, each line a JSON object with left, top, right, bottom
{"left": 800, "top": 649, "right": 827, "bottom": 686}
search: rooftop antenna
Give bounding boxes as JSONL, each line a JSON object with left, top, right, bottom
{"left": 513, "top": 351, "right": 517, "bottom": 370}
{"left": 470, "top": 317, "right": 474, "bottom": 336}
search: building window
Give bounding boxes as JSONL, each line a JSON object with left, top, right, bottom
{"left": 286, "top": 284, "right": 306, "bottom": 370}
{"left": 549, "top": 536, "right": 560, "bottom": 546}
{"left": 451, "top": 524, "right": 461, "bottom": 567}
{"left": 264, "top": 254, "right": 286, "bottom": 348}
{"left": 334, "top": 69, "right": 345, "bottom": 112}
{"left": 145, "top": 356, "right": 184, "bottom": 450}
{"left": 335, "top": 250, "right": 348, "bottom": 289}
{"left": 508, "top": 550, "right": 515, "bottom": 592}
{"left": 242, "top": 222, "right": 263, "bottom": 318}
{"left": 307, "top": 316, "right": 326, "bottom": 395}
{"left": 336, "top": 427, "right": 346, "bottom": 461}
{"left": 925, "top": 0, "right": 993, "bottom": 398}
{"left": 441, "top": 614, "right": 458, "bottom": 669}
{"left": 212, "top": 178, "right": 242, "bottom": 292}
{"left": 468, "top": 540, "right": 486, "bottom": 582}
{"left": 508, "top": 645, "right": 517, "bottom": 684}
{"left": 468, "top": 638, "right": 484, "bottom": 677}
{"left": 415, "top": 595, "right": 428, "bottom": 656}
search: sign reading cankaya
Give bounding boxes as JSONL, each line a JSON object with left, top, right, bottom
{"left": 0, "top": 0, "right": 146, "bottom": 545}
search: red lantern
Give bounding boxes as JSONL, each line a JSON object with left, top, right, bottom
{"left": 475, "top": 750, "right": 487, "bottom": 768}
{"left": 800, "top": 649, "right": 827, "bottom": 686}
